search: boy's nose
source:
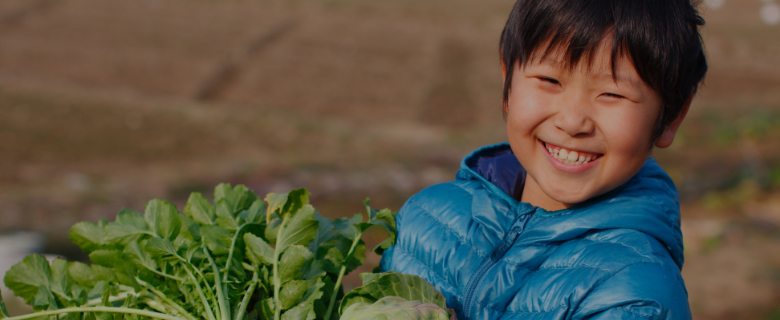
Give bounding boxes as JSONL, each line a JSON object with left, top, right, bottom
{"left": 553, "top": 101, "right": 595, "bottom": 137}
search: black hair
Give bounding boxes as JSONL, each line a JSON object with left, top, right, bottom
{"left": 499, "top": 0, "right": 708, "bottom": 142}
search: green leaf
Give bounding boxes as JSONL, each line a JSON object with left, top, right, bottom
{"left": 87, "top": 281, "right": 110, "bottom": 300}
{"left": 320, "top": 237, "right": 365, "bottom": 275}
{"left": 145, "top": 237, "right": 179, "bottom": 259}
{"left": 240, "top": 199, "right": 266, "bottom": 225}
{"left": 276, "top": 205, "right": 318, "bottom": 253}
{"left": 144, "top": 199, "right": 182, "bottom": 240}
{"left": 366, "top": 207, "right": 397, "bottom": 254}
{"left": 89, "top": 250, "right": 122, "bottom": 268}
{"left": 265, "top": 219, "right": 282, "bottom": 244}
{"left": 339, "top": 238, "right": 366, "bottom": 274}
{"left": 69, "top": 219, "right": 109, "bottom": 253}
{"left": 215, "top": 199, "right": 239, "bottom": 232}
{"left": 332, "top": 214, "right": 363, "bottom": 241}
{"left": 278, "top": 246, "right": 312, "bottom": 283}
{"left": 244, "top": 233, "right": 274, "bottom": 266}
{"left": 89, "top": 251, "right": 139, "bottom": 289}
{"left": 90, "top": 265, "right": 118, "bottom": 283}
{"left": 257, "top": 298, "right": 275, "bottom": 320}
{"left": 300, "top": 260, "right": 325, "bottom": 280}
{"left": 339, "top": 272, "right": 447, "bottom": 315}
{"left": 282, "top": 189, "right": 310, "bottom": 218}
{"left": 308, "top": 212, "right": 338, "bottom": 258}
{"left": 359, "top": 272, "right": 382, "bottom": 285}
{"left": 321, "top": 247, "right": 344, "bottom": 274}
{"left": 299, "top": 277, "right": 325, "bottom": 306}
{"left": 340, "top": 296, "right": 449, "bottom": 320}
{"left": 184, "top": 192, "right": 215, "bottom": 225}
{"left": 279, "top": 280, "right": 307, "bottom": 310}
{"left": 3, "top": 254, "right": 51, "bottom": 305}
{"left": 32, "top": 285, "right": 56, "bottom": 312}
{"left": 282, "top": 301, "right": 316, "bottom": 320}
{"left": 215, "top": 183, "right": 257, "bottom": 213}
{"left": 0, "top": 286, "right": 9, "bottom": 318}
{"left": 201, "top": 225, "right": 233, "bottom": 255}
{"left": 49, "top": 258, "right": 73, "bottom": 301}
{"left": 265, "top": 192, "right": 289, "bottom": 223}
{"left": 123, "top": 241, "right": 158, "bottom": 272}
{"left": 104, "top": 209, "right": 150, "bottom": 245}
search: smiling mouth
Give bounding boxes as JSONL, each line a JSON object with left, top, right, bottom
{"left": 542, "top": 141, "right": 603, "bottom": 166}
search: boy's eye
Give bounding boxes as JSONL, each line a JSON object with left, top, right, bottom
{"left": 538, "top": 77, "right": 560, "bottom": 85}
{"left": 602, "top": 93, "right": 625, "bottom": 99}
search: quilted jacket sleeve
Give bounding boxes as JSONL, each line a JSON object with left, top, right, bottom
{"left": 572, "top": 262, "right": 692, "bottom": 320}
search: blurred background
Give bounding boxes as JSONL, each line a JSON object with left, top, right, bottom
{"left": 0, "top": 0, "right": 778, "bottom": 318}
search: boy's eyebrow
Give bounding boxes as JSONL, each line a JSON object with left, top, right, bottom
{"left": 535, "top": 58, "right": 644, "bottom": 91}
{"left": 593, "top": 71, "right": 643, "bottom": 90}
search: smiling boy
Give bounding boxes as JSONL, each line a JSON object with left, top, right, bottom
{"left": 380, "top": 0, "right": 707, "bottom": 319}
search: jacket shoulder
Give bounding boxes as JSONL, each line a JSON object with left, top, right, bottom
{"left": 572, "top": 260, "right": 691, "bottom": 319}
{"left": 543, "top": 229, "right": 690, "bottom": 320}
{"left": 402, "top": 180, "right": 479, "bottom": 217}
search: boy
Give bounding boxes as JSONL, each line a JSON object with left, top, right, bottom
{"left": 380, "top": 0, "right": 707, "bottom": 319}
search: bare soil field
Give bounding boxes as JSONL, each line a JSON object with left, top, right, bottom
{"left": 0, "top": 0, "right": 779, "bottom": 318}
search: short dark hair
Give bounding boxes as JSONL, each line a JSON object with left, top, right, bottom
{"left": 499, "top": 0, "right": 708, "bottom": 142}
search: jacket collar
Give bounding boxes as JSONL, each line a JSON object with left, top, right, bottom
{"left": 456, "top": 143, "right": 685, "bottom": 269}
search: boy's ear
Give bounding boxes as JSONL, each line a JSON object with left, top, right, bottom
{"left": 654, "top": 95, "right": 693, "bottom": 148}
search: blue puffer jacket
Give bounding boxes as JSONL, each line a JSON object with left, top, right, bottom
{"left": 380, "top": 143, "right": 690, "bottom": 320}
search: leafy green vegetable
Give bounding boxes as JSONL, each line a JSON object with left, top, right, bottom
{"left": 340, "top": 297, "right": 450, "bottom": 320}
{"left": 2, "top": 184, "right": 446, "bottom": 320}
{"left": 339, "top": 272, "right": 448, "bottom": 316}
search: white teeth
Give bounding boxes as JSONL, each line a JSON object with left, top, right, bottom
{"left": 559, "top": 149, "right": 569, "bottom": 160}
{"left": 545, "top": 143, "right": 599, "bottom": 165}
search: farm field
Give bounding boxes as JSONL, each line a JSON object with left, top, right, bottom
{"left": 0, "top": 0, "right": 779, "bottom": 318}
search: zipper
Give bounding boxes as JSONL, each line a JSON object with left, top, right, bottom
{"left": 461, "top": 211, "right": 534, "bottom": 318}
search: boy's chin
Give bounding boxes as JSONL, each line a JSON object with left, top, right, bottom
{"left": 542, "top": 186, "right": 603, "bottom": 208}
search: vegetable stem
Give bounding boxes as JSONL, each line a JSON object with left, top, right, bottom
{"left": 83, "top": 291, "right": 133, "bottom": 307}
{"left": 203, "top": 244, "right": 231, "bottom": 320}
{"left": 1, "top": 307, "right": 188, "bottom": 320}
{"left": 324, "top": 232, "right": 363, "bottom": 320}
{"left": 234, "top": 271, "right": 259, "bottom": 320}
{"left": 136, "top": 278, "right": 198, "bottom": 320}
{"left": 223, "top": 223, "right": 252, "bottom": 284}
{"left": 272, "top": 217, "right": 289, "bottom": 320}
{"left": 182, "top": 263, "right": 218, "bottom": 320}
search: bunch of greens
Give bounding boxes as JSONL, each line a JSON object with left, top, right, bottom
{"left": 0, "top": 184, "right": 450, "bottom": 320}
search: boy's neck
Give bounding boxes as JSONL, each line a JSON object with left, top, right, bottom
{"left": 520, "top": 174, "right": 572, "bottom": 211}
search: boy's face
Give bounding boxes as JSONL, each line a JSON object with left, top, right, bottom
{"left": 506, "top": 41, "right": 673, "bottom": 209}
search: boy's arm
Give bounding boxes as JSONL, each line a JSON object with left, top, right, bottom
{"left": 573, "top": 262, "right": 692, "bottom": 320}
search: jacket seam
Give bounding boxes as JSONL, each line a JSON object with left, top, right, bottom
{"left": 579, "top": 237, "right": 659, "bottom": 262}
{"left": 407, "top": 201, "right": 490, "bottom": 257}
{"left": 582, "top": 233, "right": 687, "bottom": 291}
{"left": 617, "top": 306, "right": 659, "bottom": 319}
{"left": 474, "top": 299, "right": 568, "bottom": 315}
{"left": 534, "top": 264, "right": 623, "bottom": 273}
{"left": 588, "top": 261, "right": 650, "bottom": 291}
